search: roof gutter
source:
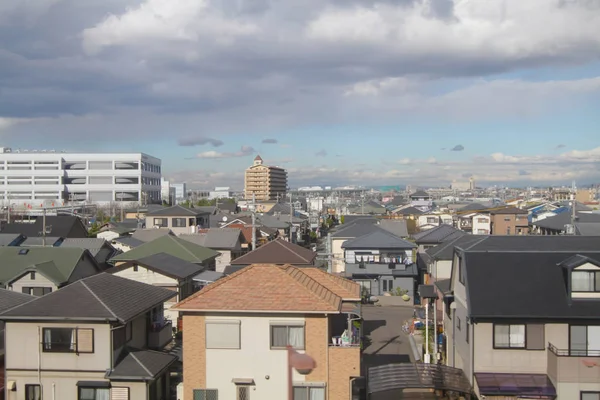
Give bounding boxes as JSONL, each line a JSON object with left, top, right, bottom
{"left": 0, "top": 316, "right": 116, "bottom": 322}
{"left": 174, "top": 308, "right": 340, "bottom": 314}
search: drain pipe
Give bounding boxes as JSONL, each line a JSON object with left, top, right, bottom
{"left": 38, "top": 326, "right": 43, "bottom": 399}
{"left": 52, "top": 383, "right": 56, "bottom": 400}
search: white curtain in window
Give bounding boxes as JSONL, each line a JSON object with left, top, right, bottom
{"left": 510, "top": 325, "right": 525, "bottom": 347}
{"left": 44, "top": 329, "right": 52, "bottom": 350}
{"left": 70, "top": 329, "right": 77, "bottom": 351}
{"left": 310, "top": 388, "right": 325, "bottom": 400}
{"left": 96, "top": 389, "right": 110, "bottom": 400}
{"left": 572, "top": 271, "right": 594, "bottom": 291}
{"left": 272, "top": 326, "right": 288, "bottom": 347}
{"left": 288, "top": 326, "right": 304, "bottom": 349}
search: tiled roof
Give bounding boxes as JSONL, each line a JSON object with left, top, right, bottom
{"left": 146, "top": 205, "right": 210, "bottom": 217}
{"left": 392, "top": 206, "right": 424, "bottom": 215}
{"left": 107, "top": 348, "right": 177, "bottom": 380}
{"left": 179, "top": 228, "right": 243, "bottom": 250}
{"left": 110, "top": 235, "right": 219, "bottom": 264}
{"left": 109, "top": 253, "right": 204, "bottom": 280}
{"left": 173, "top": 264, "right": 359, "bottom": 313}
{"left": 412, "top": 224, "right": 465, "bottom": 244}
{"left": 223, "top": 224, "right": 254, "bottom": 243}
{"left": 331, "top": 221, "right": 382, "bottom": 239}
{"left": 131, "top": 228, "right": 175, "bottom": 243}
{"left": 341, "top": 229, "right": 416, "bottom": 250}
{"left": 298, "top": 268, "right": 360, "bottom": 299}
{"left": 0, "top": 288, "right": 35, "bottom": 313}
{"left": 60, "top": 238, "right": 109, "bottom": 257}
{"left": 21, "top": 237, "right": 62, "bottom": 247}
{"left": 230, "top": 238, "right": 316, "bottom": 265}
{"left": 114, "top": 237, "right": 145, "bottom": 248}
{"left": 378, "top": 219, "right": 409, "bottom": 238}
{"left": 456, "top": 235, "right": 600, "bottom": 253}
{"left": 425, "top": 235, "right": 487, "bottom": 261}
{"left": 533, "top": 212, "right": 600, "bottom": 231}
{"left": 1, "top": 273, "right": 175, "bottom": 322}
{"left": 1, "top": 216, "right": 88, "bottom": 238}
{"left": 410, "top": 190, "right": 430, "bottom": 198}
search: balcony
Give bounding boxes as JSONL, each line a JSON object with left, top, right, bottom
{"left": 148, "top": 320, "right": 173, "bottom": 349}
{"left": 547, "top": 343, "right": 600, "bottom": 383}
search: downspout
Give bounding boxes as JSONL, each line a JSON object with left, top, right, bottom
{"left": 52, "top": 383, "right": 56, "bottom": 400}
{"left": 325, "top": 314, "right": 330, "bottom": 400}
{"left": 471, "top": 321, "right": 475, "bottom": 387}
{"left": 38, "top": 326, "right": 43, "bottom": 399}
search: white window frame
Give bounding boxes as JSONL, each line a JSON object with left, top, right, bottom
{"left": 206, "top": 320, "right": 241, "bottom": 349}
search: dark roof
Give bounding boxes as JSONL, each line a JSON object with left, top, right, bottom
{"left": 21, "top": 236, "right": 63, "bottom": 247}
{"left": 388, "top": 196, "right": 406, "bottom": 206}
{"left": 217, "top": 202, "right": 237, "bottom": 213}
{"left": 425, "top": 235, "right": 487, "bottom": 261}
{"left": 379, "top": 219, "right": 409, "bottom": 238}
{"left": 418, "top": 284, "right": 437, "bottom": 299}
{"left": 193, "top": 270, "right": 224, "bottom": 282}
{"left": 412, "top": 225, "right": 465, "bottom": 244}
{"left": 223, "top": 265, "right": 245, "bottom": 275}
{"left": 0, "top": 289, "right": 35, "bottom": 313}
{"left": 60, "top": 238, "right": 111, "bottom": 257}
{"left": 331, "top": 221, "right": 382, "bottom": 239}
{"left": 230, "top": 238, "right": 316, "bottom": 265}
{"left": 457, "top": 203, "right": 490, "bottom": 213}
{"left": 110, "top": 235, "right": 219, "bottom": 264}
{"left": 179, "top": 228, "right": 243, "bottom": 249}
{"left": 114, "top": 253, "right": 204, "bottom": 280}
{"left": 131, "top": 229, "right": 175, "bottom": 242}
{"left": 490, "top": 206, "right": 528, "bottom": 215}
{"left": 266, "top": 202, "right": 293, "bottom": 215}
{"left": 533, "top": 212, "right": 600, "bottom": 231}
{"left": 146, "top": 205, "right": 210, "bottom": 217}
{"left": 1, "top": 216, "right": 88, "bottom": 238}
{"left": 410, "top": 190, "right": 430, "bottom": 198}
{"left": 340, "top": 216, "right": 378, "bottom": 225}
{"left": 114, "top": 237, "right": 145, "bottom": 248}
{"left": 575, "top": 222, "right": 600, "bottom": 236}
{"left": 342, "top": 229, "right": 416, "bottom": 250}
{"left": 434, "top": 279, "right": 451, "bottom": 295}
{"left": 464, "top": 251, "right": 600, "bottom": 320}
{"left": 393, "top": 206, "right": 424, "bottom": 215}
{"left": 0, "top": 273, "right": 175, "bottom": 322}
{"left": 457, "top": 235, "right": 600, "bottom": 253}
{"left": 107, "top": 348, "right": 177, "bottom": 381}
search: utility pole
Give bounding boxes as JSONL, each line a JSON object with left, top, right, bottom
{"left": 361, "top": 190, "right": 365, "bottom": 214}
{"left": 571, "top": 181, "right": 577, "bottom": 235}
{"left": 120, "top": 192, "right": 124, "bottom": 222}
{"left": 289, "top": 192, "right": 293, "bottom": 243}
{"left": 251, "top": 193, "right": 257, "bottom": 250}
{"left": 42, "top": 208, "right": 47, "bottom": 247}
{"left": 7, "top": 194, "right": 10, "bottom": 224}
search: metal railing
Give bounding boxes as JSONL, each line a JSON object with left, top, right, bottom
{"left": 548, "top": 342, "right": 600, "bottom": 357}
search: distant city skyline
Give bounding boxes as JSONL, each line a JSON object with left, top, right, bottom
{"left": 1, "top": 0, "right": 599, "bottom": 188}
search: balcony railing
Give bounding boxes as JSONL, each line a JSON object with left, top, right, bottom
{"left": 148, "top": 320, "right": 173, "bottom": 349}
{"left": 548, "top": 342, "right": 600, "bottom": 384}
{"left": 330, "top": 334, "right": 361, "bottom": 347}
{"left": 548, "top": 343, "right": 600, "bottom": 357}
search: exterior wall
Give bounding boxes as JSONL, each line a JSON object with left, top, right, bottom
{"left": 215, "top": 250, "right": 232, "bottom": 273}
{"left": 97, "top": 230, "right": 121, "bottom": 241}
{"left": 328, "top": 347, "right": 360, "bottom": 400}
{"left": 332, "top": 238, "right": 346, "bottom": 274}
{"left": 431, "top": 260, "right": 452, "bottom": 281}
{"left": 183, "top": 314, "right": 206, "bottom": 400}
{"left": 244, "top": 163, "right": 288, "bottom": 201}
{"left": 66, "top": 255, "right": 102, "bottom": 283}
{"left": 144, "top": 214, "right": 209, "bottom": 235}
{"left": 490, "top": 214, "right": 530, "bottom": 235}
{"left": 472, "top": 214, "right": 491, "bottom": 235}
{"left": 451, "top": 294, "right": 471, "bottom": 381}
{"left": 418, "top": 215, "right": 440, "bottom": 228}
{"left": 9, "top": 271, "right": 58, "bottom": 294}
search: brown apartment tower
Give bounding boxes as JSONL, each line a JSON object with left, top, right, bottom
{"left": 244, "top": 155, "right": 288, "bottom": 200}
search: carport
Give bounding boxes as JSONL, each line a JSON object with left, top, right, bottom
{"left": 367, "top": 363, "right": 474, "bottom": 400}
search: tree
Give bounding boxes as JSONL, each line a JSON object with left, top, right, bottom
{"left": 340, "top": 215, "right": 345, "bottom": 224}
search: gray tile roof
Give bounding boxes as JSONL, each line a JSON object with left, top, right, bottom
{"left": 223, "top": 265, "right": 245, "bottom": 275}
{"left": 425, "top": 235, "right": 488, "bottom": 261}
{"left": 341, "top": 216, "right": 378, "bottom": 225}
{"left": 410, "top": 190, "right": 430, "bottom": 198}
{"left": 107, "top": 348, "right": 177, "bottom": 380}
{"left": 533, "top": 212, "right": 600, "bottom": 231}
{"left": 457, "top": 203, "right": 491, "bottom": 212}
{"left": 129, "top": 253, "right": 204, "bottom": 280}
{"left": 456, "top": 235, "right": 600, "bottom": 253}
{"left": 21, "top": 237, "right": 63, "bottom": 247}
{"left": 0, "top": 288, "right": 35, "bottom": 313}
{"left": 342, "top": 229, "right": 416, "bottom": 250}
{"left": 1, "top": 216, "right": 88, "bottom": 238}
{"left": 179, "top": 228, "right": 242, "bottom": 250}
{"left": 110, "top": 235, "right": 219, "bottom": 264}
{"left": 193, "top": 270, "right": 224, "bottom": 282}
{"left": 331, "top": 221, "right": 382, "bottom": 239}
{"left": 379, "top": 219, "right": 409, "bottom": 238}
{"left": 60, "top": 238, "right": 110, "bottom": 257}
{"left": 146, "top": 205, "right": 210, "bottom": 217}
{"left": 575, "top": 222, "right": 600, "bottom": 236}
{"left": 412, "top": 224, "right": 465, "bottom": 244}
{"left": 131, "top": 228, "right": 175, "bottom": 243}
{"left": 0, "top": 233, "right": 25, "bottom": 246}
{"left": 114, "top": 237, "right": 145, "bottom": 248}
{"left": 434, "top": 279, "right": 451, "bottom": 295}
{"left": 230, "top": 237, "right": 316, "bottom": 265}
{"left": 392, "top": 206, "right": 424, "bottom": 215}
{"left": 0, "top": 273, "right": 175, "bottom": 322}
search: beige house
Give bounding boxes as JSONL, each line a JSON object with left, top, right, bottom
{"left": 0, "top": 273, "right": 177, "bottom": 400}
{"left": 489, "top": 206, "right": 530, "bottom": 235}
{"left": 145, "top": 205, "right": 211, "bottom": 235}
{"left": 179, "top": 228, "right": 246, "bottom": 273}
{"left": 442, "top": 236, "right": 600, "bottom": 399}
{"left": 244, "top": 155, "right": 287, "bottom": 201}
{"left": 173, "top": 264, "right": 362, "bottom": 400}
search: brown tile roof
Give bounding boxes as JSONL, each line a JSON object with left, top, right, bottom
{"left": 224, "top": 223, "right": 253, "bottom": 244}
{"left": 230, "top": 237, "right": 316, "bottom": 265}
{"left": 173, "top": 264, "right": 360, "bottom": 313}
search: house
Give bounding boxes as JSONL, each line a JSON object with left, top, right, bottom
{"left": 348, "top": 200, "right": 387, "bottom": 215}
{"left": 408, "top": 190, "right": 433, "bottom": 211}
{"left": 20, "top": 236, "right": 63, "bottom": 247}
{"left": 229, "top": 237, "right": 316, "bottom": 269}
{"left": 391, "top": 206, "right": 424, "bottom": 219}
{"left": 0, "top": 233, "right": 26, "bottom": 247}
{"left": 489, "top": 206, "right": 530, "bottom": 235}
{"left": 1, "top": 216, "right": 88, "bottom": 238}
{"left": 96, "top": 221, "right": 139, "bottom": 241}
{"left": 378, "top": 219, "right": 409, "bottom": 238}
{"left": 0, "top": 247, "right": 101, "bottom": 295}
{"left": 172, "top": 264, "right": 362, "bottom": 400}
{"left": 110, "top": 235, "right": 219, "bottom": 270}
{"left": 575, "top": 222, "right": 600, "bottom": 236}
{"left": 111, "top": 236, "right": 145, "bottom": 252}
{"left": 131, "top": 228, "right": 174, "bottom": 242}
{"left": 220, "top": 223, "right": 259, "bottom": 250}
{"left": 0, "top": 273, "right": 177, "bottom": 400}
{"left": 145, "top": 205, "right": 211, "bottom": 234}
{"left": 222, "top": 215, "right": 286, "bottom": 239}
{"left": 330, "top": 223, "right": 386, "bottom": 274}
{"left": 532, "top": 210, "right": 600, "bottom": 235}
{"left": 411, "top": 224, "right": 465, "bottom": 252}
{"left": 179, "top": 228, "right": 246, "bottom": 273}
{"left": 59, "top": 238, "right": 120, "bottom": 270}
{"left": 457, "top": 213, "right": 491, "bottom": 235}
{"left": 442, "top": 236, "right": 600, "bottom": 399}
{"left": 417, "top": 213, "right": 440, "bottom": 230}
{"left": 106, "top": 252, "right": 204, "bottom": 323}
{"left": 192, "top": 270, "right": 225, "bottom": 290}
{"left": 341, "top": 230, "right": 417, "bottom": 300}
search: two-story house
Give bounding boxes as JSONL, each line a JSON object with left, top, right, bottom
{"left": 457, "top": 213, "right": 491, "bottom": 235}
{"left": 227, "top": 237, "right": 316, "bottom": 272}
{"left": 0, "top": 273, "right": 177, "bottom": 400}
{"left": 411, "top": 224, "right": 465, "bottom": 252}
{"left": 179, "top": 228, "right": 246, "bottom": 273}
{"left": 173, "top": 264, "right": 362, "bottom": 400}
{"left": 443, "top": 236, "right": 600, "bottom": 399}
{"left": 408, "top": 190, "right": 433, "bottom": 211}
{"left": 2, "top": 216, "right": 89, "bottom": 239}
{"left": 341, "top": 230, "right": 417, "bottom": 299}
{"left": 489, "top": 206, "right": 530, "bottom": 235}
{"left": 145, "top": 205, "right": 211, "bottom": 235}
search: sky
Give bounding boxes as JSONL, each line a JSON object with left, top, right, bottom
{"left": 1, "top": 0, "right": 599, "bottom": 190}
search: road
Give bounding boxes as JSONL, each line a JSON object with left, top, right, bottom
{"left": 362, "top": 305, "right": 416, "bottom": 374}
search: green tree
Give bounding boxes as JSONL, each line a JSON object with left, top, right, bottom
{"left": 340, "top": 215, "right": 345, "bottom": 224}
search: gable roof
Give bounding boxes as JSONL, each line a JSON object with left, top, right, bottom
{"left": 575, "top": 222, "right": 600, "bottom": 236}
{"left": 392, "top": 206, "right": 424, "bottom": 215}
{"left": 533, "top": 212, "right": 600, "bottom": 231}
{"left": 410, "top": 190, "right": 430, "bottom": 198}
{"left": 457, "top": 203, "right": 491, "bottom": 213}
{"left": 146, "top": 205, "right": 210, "bottom": 217}
{"left": 342, "top": 229, "right": 416, "bottom": 250}
{"left": 230, "top": 238, "right": 316, "bottom": 265}
{"left": 1, "top": 216, "right": 88, "bottom": 238}
{"left": 179, "top": 228, "right": 243, "bottom": 250}
{"left": 223, "top": 223, "right": 255, "bottom": 243}
{"left": 378, "top": 219, "right": 409, "bottom": 238}
{"left": 412, "top": 224, "right": 465, "bottom": 244}
{"left": 113, "top": 236, "right": 145, "bottom": 248}
{"left": 173, "top": 264, "right": 359, "bottom": 313}
{"left": 490, "top": 206, "right": 528, "bottom": 215}
{"left": 21, "top": 236, "right": 63, "bottom": 247}
{"left": 0, "top": 247, "right": 95, "bottom": 286}
{"left": 464, "top": 251, "right": 600, "bottom": 321}
{"left": 0, "top": 273, "right": 175, "bottom": 322}
{"left": 331, "top": 221, "right": 382, "bottom": 239}
{"left": 131, "top": 228, "right": 175, "bottom": 243}
{"left": 456, "top": 236, "right": 600, "bottom": 253}
{"left": 60, "top": 238, "right": 112, "bottom": 257}
{"left": 109, "top": 253, "right": 204, "bottom": 280}
{"left": 110, "top": 235, "right": 219, "bottom": 264}
{"left": 425, "top": 235, "right": 488, "bottom": 261}
{"left": 0, "top": 288, "right": 35, "bottom": 313}
{"left": 107, "top": 348, "right": 177, "bottom": 381}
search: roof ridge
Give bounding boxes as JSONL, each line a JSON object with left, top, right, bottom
{"left": 281, "top": 265, "right": 340, "bottom": 310}
{"left": 129, "top": 351, "right": 153, "bottom": 377}
{"left": 80, "top": 278, "right": 120, "bottom": 321}
{"left": 309, "top": 268, "right": 359, "bottom": 297}
{"left": 169, "top": 236, "right": 202, "bottom": 261}
{"left": 275, "top": 239, "right": 311, "bottom": 263}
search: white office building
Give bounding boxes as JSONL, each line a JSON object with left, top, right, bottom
{"left": 0, "top": 147, "right": 161, "bottom": 205}
{"left": 172, "top": 182, "right": 187, "bottom": 202}
{"left": 209, "top": 186, "right": 232, "bottom": 200}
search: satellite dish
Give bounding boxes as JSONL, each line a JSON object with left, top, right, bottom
{"left": 222, "top": 216, "right": 228, "bottom": 222}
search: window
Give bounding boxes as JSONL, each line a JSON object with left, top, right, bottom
{"left": 457, "top": 317, "right": 461, "bottom": 331}
{"left": 110, "top": 387, "right": 129, "bottom": 400}
{"left": 466, "top": 322, "right": 469, "bottom": 343}
{"left": 206, "top": 320, "right": 241, "bottom": 349}
{"left": 506, "top": 227, "right": 511, "bottom": 235}
{"left": 31, "top": 272, "right": 36, "bottom": 280}
{"left": 78, "top": 387, "right": 110, "bottom": 400}
{"left": 271, "top": 323, "right": 305, "bottom": 349}
{"left": 388, "top": 280, "right": 393, "bottom": 291}
{"left": 133, "top": 265, "right": 138, "bottom": 272}
{"left": 427, "top": 217, "right": 437, "bottom": 223}
{"left": 458, "top": 256, "right": 464, "bottom": 284}
{"left": 43, "top": 327, "right": 94, "bottom": 353}
{"left": 572, "top": 271, "right": 600, "bottom": 292}
{"left": 504, "top": 217, "right": 511, "bottom": 221}
{"left": 22, "top": 287, "right": 52, "bottom": 296}
{"left": 153, "top": 218, "right": 168, "bottom": 227}
{"left": 237, "top": 385, "right": 250, "bottom": 400}
{"left": 494, "top": 324, "right": 525, "bottom": 349}
{"left": 193, "top": 389, "right": 218, "bottom": 400}
{"left": 25, "top": 384, "right": 41, "bottom": 400}
{"left": 581, "top": 392, "right": 600, "bottom": 400}
{"left": 476, "top": 218, "right": 488, "bottom": 223}
{"left": 570, "top": 325, "right": 600, "bottom": 356}
{"left": 172, "top": 218, "right": 186, "bottom": 227}
{"left": 293, "top": 386, "right": 325, "bottom": 400}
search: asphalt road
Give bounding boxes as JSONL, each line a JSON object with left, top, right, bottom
{"left": 362, "top": 305, "right": 416, "bottom": 374}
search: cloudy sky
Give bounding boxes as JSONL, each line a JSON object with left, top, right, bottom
{"left": 1, "top": 0, "right": 599, "bottom": 189}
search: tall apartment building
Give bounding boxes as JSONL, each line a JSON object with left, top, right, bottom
{"left": 0, "top": 147, "right": 162, "bottom": 205}
{"left": 244, "top": 155, "right": 288, "bottom": 201}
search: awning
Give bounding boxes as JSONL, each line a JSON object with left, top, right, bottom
{"left": 231, "top": 378, "right": 255, "bottom": 385}
{"left": 475, "top": 373, "right": 556, "bottom": 398}
{"left": 77, "top": 381, "right": 111, "bottom": 388}
{"left": 341, "top": 302, "right": 362, "bottom": 318}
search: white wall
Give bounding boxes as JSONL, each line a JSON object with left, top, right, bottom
{"left": 97, "top": 231, "right": 121, "bottom": 241}
{"left": 472, "top": 214, "right": 491, "bottom": 235}
{"left": 9, "top": 271, "right": 58, "bottom": 295}
{"left": 215, "top": 250, "right": 232, "bottom": 273}
{"left": 331, "top": 239, "right": 346, "bottom": 274}
{"left": 205, "top": 314, "right": 309, "bottom": 400}
{"left": 418, "top": 215, "right": 440, "bottom": 227}
{"left": 431, "top": 260, "right": 452, "bottom": 281}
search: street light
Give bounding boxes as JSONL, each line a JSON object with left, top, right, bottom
{"left": 287, "top": 345, "right": 316, "bottom": 400}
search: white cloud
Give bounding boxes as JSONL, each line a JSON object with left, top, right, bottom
{"left": 0, "top": 117, "right": 31, "bottom": 131}
{"left": 82, "top": 0, "right": 258, "bottom": 54}
{"left": 197, "top": 145, "right": 255, "bottom": 159}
